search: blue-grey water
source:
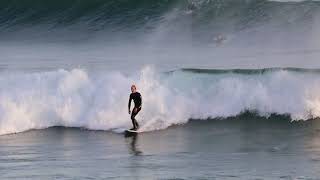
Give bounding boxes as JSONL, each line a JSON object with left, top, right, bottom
{"left": 1, "top": 117, "right": 320, "bottom": 179}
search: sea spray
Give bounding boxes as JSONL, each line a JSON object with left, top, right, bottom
{"left": 2, "top": 66, "right": 320, "bottom": 135}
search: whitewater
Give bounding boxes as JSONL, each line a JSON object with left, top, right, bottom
{"left": 1, "top": 66, "right": 320, "bottom": 135}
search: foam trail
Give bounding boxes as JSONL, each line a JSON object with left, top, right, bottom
{"left": 1, "top": 66, "right": 320, "bottom": 135}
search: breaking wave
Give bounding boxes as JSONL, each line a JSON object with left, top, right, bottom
{"left": 1, "top": 66, "right": 320, "bottom": 135}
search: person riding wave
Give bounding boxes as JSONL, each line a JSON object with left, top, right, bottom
{"left": 128, "top": 85, "right": 142, "bottom": 130}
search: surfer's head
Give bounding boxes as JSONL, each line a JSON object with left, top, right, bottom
{"left": 131, "top": 84, "right": 137, "bottom": 93}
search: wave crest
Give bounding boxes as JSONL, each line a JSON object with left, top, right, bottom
{"left": 1, "top": 66, "right": 320, "bottom": 135}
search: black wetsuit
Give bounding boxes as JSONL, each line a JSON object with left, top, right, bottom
{"left": 128, "top": 92, "right": 142, "bottom": 130}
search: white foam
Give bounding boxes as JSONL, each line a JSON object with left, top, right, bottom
{"left": 1, "top": 66, "right": 320, "bottom": 135}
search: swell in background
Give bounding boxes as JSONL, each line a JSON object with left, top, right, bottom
{"left": 0, "top": 0, "right": 320, "bottom": 70}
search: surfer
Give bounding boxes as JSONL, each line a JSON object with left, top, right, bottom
{"left": 128, "top": 85, "right": 142, "bottom": 130}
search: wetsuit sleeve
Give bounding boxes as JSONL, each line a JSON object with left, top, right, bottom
{"left": 128, "top": 94, "right": 132, "bottom": 110}
{"left": 140, "top": 93, "right": 142, "bottom": 108}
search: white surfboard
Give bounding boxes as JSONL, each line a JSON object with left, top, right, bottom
{"left": 125, "top": 129, "right": 140, "bottom": 133}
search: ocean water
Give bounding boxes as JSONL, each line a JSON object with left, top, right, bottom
{"left": 1, "top": 117, "right": 320, "bottom": 179}
{"left": 1, "top": 0, "right": 320, "bottom": 179}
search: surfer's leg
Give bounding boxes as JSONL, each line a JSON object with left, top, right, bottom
{"left": 131, "top": 107, "right": 141, "bottom": 130}
{"left": 131, "top": 113, "right": 137, "bottom": 130}
{"left": 134, "top": 107, "right": 141, "bottom": 129}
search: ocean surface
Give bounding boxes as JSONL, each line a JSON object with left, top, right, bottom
{"left": 1, "top": 117, "right": 320, "bottom": 179}
{"left": 1, "top": 0, "right": 320, "bottom": 179}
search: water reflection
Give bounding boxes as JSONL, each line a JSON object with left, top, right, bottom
{"left": 125, "top": 133, "right": 142, "bottom": 156}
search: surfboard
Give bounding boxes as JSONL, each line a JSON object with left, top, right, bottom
{"left": 125, "top": 129, "right": 139, "bottom": 133}
{"left": 124, "top": 129, "right": 140, "bottom": 137}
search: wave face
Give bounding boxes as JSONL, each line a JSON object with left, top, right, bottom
{"left": 1, "top": 66, "right": 320, "bottom": 135}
